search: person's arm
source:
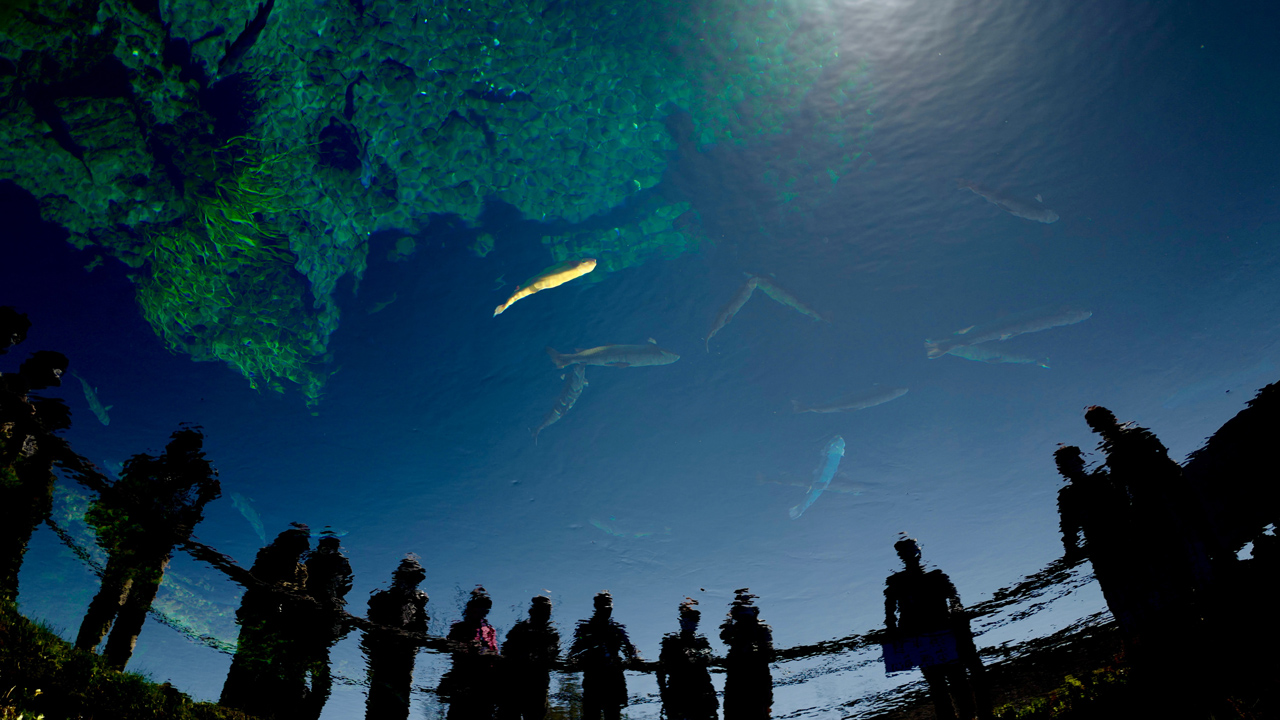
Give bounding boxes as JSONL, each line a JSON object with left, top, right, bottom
{"left": 1058, "top": 485, "right": 1085, "bottom": 561}
{"left": 884, "top": 582, "right": 898, "bottom": 632}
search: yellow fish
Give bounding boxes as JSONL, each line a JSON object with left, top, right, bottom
{"left": 493, "top": 258, "right": 597, "bottom": 316}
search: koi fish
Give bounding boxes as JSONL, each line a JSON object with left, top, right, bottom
{"left": 789, "top": 436, "right": 845, "bottom": 520}
{"left": 70, "top": 370, "right": 112, "bottom": 426}
{"left": 706, "top": 276, "right": 758, "bottom": 352}
{"left": 957, "top": 179, "right": 1059, "bottom": 224}
{"left": 494, "top": 258, "right": 597, "bottom": 316}
{"left": 546, "top": 339, "right": 679, "bottom": 369}
{"left": 532, "top": 365, "right": 588, "bottom": 443}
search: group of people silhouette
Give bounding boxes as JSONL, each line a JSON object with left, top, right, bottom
{"left": 4, "top": 303, "right": 1277, "bottom": 719}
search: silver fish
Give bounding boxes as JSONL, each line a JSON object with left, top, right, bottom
{"left": 70, "top": 370, "right": 112, "bottom": 426}
{"left": 706, "top": 277, "right": 758, "bottom": 352}
{"left": 926, "top": 308, "right": 1091, "bottom": 358}
{"left": 546, "top": 339, "right": 680, "bottom": 369}
{"left": 792, "top": 386, "right": 908, "bottom": 414}
{"left": 752, "top": 275, "right": 825, "bottom": 322}
{"left": 532, "top": 364, "right": 588, "bottom": 443}
{"left": 230, "top": 492, "right": 267, "bottom": 546}
{"left": 958, "top": 179, "right": 1059, "bottom": 224}
{"left": 945, "top": 344, "right": 1049, "bottom": 368}
{"left": 789, "top": 435, "right": 845, "bottom": 520}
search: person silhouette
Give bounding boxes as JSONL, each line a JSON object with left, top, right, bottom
{"left": 499, "top": 596, "right": 561, "bottom": 720}
{"left": 74, "top": 426, "right": 221, "bottom": 670}
{"left": 719, "top": 589, "right": 774, "bottom": 719}
{"left": 440, "top": 586, "right": 501, "bottom": 719}
{"left": 0, "top": 312, "right": 73, "bottom": 603}
{"left": 221, "top": 523, "right": 312, "bottom": 717}
{"left": 884, "top": 536, "right": 992, "bottom": 720}
{"left": 363, "top": 555, "right": 429, "bottom": 720}
{"left": 657, "top": 598, "right": 718, "bottom": 720}
{"left": 1054, "top": 445, "right": 1143, "bottom": 641}
{"left": 567, "top": 591, "right": 639, "bottom": 720}
{"left": 297, "top": 534, "right": 354, "bottom": 720}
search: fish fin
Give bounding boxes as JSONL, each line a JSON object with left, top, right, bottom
{"left": 791, "top": 399, "right": 805, "bottom": 413}
{"left": 530, "top": 428, "right": 539, "bottom": 444}
{"left": 545, "top": 347, "right": 568, "bottom": 369}
{"left": 1040, "top": 358, "right": 1051, "bottom": 369}
{"left": 647, "top": 338, "right": 657, "bottom": 344}
{"left": 104, "top": 405, "right": 113, "bottom": 411}
{"left": 954, "top": 325, "right": 975, "bottom": 335}
{"left": 574, "top": 348, "right": 587, "bottom": 353}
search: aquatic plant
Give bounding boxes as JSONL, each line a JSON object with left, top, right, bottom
{"left": 134, "top": 136, "right": 330, "bottom": 404}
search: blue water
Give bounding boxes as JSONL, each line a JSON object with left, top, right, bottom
{"left": 3, "top": 0, "right": 1279, "bottom": 716}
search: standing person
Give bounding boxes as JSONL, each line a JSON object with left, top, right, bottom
{"left": 221, "top": 524, "right": 312, "bottom": 717}
{"left": 657, "top": 598, "right": 718, "bottom": 720}
{"left": 1054, "top": 445, "right": 1143, "bottom": 641}
{"left": 440, "top": 586, "right": 501, "bottom": 719}
{"left": 363, "top": 555, "right": 429, "bottom": 720}
{"left": 567, "top": 592, "right": 639, "bottom": 720}
{"left": 500, "top": 596, "right": 561, "bottom": 720}
{"left": 884, "top": 537, "right": 992, "bottom": 720}
{"left": 298, "top": 534, "right": 354, "bottom": 720}
{"left": 719, "top": 589, "right": 774, "bottom": 720}
{"left": 75, "top": 425, "right": 221, "bottom": 670}
{"left": 0, "top": 308, "right": 74, "bottom": 602}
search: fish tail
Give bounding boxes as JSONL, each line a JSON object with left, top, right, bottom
{"left": 788, "top": 505, "right": 803, "bottom": 520}
{"left": 791, "top": 399, "right": 806, "bottom": 413}
{"left": 530, "top": 427, "right": 540, "bottom": 444}
{"left": 545, "top": 346, "right": 569, "bottom": 369}
{"left": 924, "top": 340, "right": 944, "bottom": 359}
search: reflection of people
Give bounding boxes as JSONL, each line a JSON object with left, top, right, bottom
{"left": 441, "top": 586, "right": 500, "bottom": 719}
{"left": 568, "top": 592, "right": 639, "bottom": 720}
{"left": 298, "top": 534, "right": 354, "bottom": 720}
{"left": 221, "top": 524, "right": 312, "bottom": 717}
{"left": 1054, "top": 445, "right": 1142, "bottom": 639}
{"left": 0, "top": 310, "right": 73, "bottom": 603}
{"left": 720, "top": 589, "right": 773, "bottom": 720}
{"left": 75, "top": 426, "right": 221, "bottom": 670}
{"left": 363, "top": 555, "right": 429, "bottom": 720}
{"left": 500, "top": 596, "right": 561, "bottom": 720}
{"left": 884, "top": 536, "right": 992, "bottom": 720}
{"left": 657, "top": 598, "right": 718, "bottom": 720}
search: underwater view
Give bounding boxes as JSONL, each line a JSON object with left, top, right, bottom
{"left": 2, "top": 0, "right": 1278, "bottom": 717}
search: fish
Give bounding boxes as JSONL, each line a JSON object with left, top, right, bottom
{"left": 957, "top": 179, "right": 1059, "bottom": 224}
{"left": 789, "top": 435, "right": 845, "bottom": 520}
{"left": 70, "top": 370, "right": 112, "bottom": 426}
{"left": 367, "top": 292, "right": 398, "bottom": 314}
{"left": 751, "top": 275, "right": 825, "bottom": 322}
{"left": 230, "top": 492, "right": 268, "bottom": 546}
{"left": 925, "top": 308, "right": 1091, "bottom": 358}
{"left": 945, "top": 344, "right": 1050, "bottom": 368}
{"left": 706, "top": 276, "right": 758, "bottom": 352}
{"left": 545, "top": 339, "right": 680, "bottom": 369}
{"left": 792, "top": 386, "right": 908, "bottom": 414}
{"left": 494, "top": 258, "right": 597, "bottom": 316}
{"left": 532, "top": 364, "right": 588, "bottom": 443}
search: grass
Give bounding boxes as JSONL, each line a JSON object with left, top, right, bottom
{"left": 0, "top": 599, "right": 257, "bottom": 720}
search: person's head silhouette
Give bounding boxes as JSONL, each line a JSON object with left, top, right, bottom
{"left": 464, "top": 587, "right": 492, "bottom": 620}
{"left": 593, "top": 591, "right": 613, "bottom": 619}
{"left": 678, "top": 598, "right": 700, "bottom": 634}
{"left": 529, "top": 595, "right": 552, "bottom": 624}
{"left": 391, "top": 555, "right": 426, "bottom": 588}
{"left": 894, "top": 535, "right": 923, "bottom": 570}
